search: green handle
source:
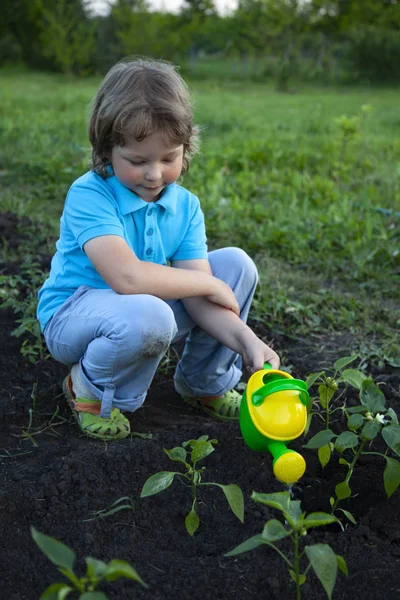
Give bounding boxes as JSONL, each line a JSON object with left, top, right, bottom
{"left": 252, "top": 379, "right": 309, "bottom": 407}
{"left": 263, "top": 362, "right": 272, "bottom": 370}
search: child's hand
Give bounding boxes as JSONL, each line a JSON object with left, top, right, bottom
{"left": 206, "top": 280, "right": 240, "bottom": 316}
{"left": 239, "top": 331, "right": 280, "bottom": 374}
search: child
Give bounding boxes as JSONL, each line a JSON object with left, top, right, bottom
{"left": 37, "top": 57, "right": 280, "bottom": 441}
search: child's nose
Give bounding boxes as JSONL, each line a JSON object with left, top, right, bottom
{"left": 144, "top": 164, "right": 162, "bottom": 181}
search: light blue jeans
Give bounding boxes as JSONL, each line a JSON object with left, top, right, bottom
{"left": 44, "top": 247, "right": 258, "bottom": 418}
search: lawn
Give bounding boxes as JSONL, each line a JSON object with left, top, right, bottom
{"left": 0, "top": 70, "right": 399, "bottom": 599}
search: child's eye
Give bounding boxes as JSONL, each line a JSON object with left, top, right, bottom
{"left": 163, "top": 157, "right": 175, "bottom": 163}
{"left": 129, "top": 160, "right": 144, "bottom": 166}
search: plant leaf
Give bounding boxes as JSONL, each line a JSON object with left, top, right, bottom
{"left": 140, "top": 471, "right": 177, "bottom": 497}
{"left": 318, "top": 385, "right": 334, "bottom": 409}
{"left": 347, "top": 414, "right": 364, "bottom": 431}
{"left": 191, "top": 440, "right": 215, "bottom": 463}
{"left": 31, "top": 527, "right": 75, "bottom": 571}
{"left": 164, "top": 446, "right": 187, "bottom": 463}
{"left": 185, "top": 501, "right": 200, "bottom": 535}
{"left": 225, "top": 534, "right": 266, "bottom": 556}
{"left": 303, "top": 429, "right": 337, "bottom": 449}
{"left": 335, "top": 481, "right": 351, "bottom": 500}
{"left": 336, "top": 509, "right": 356, "bottom": 525}
{"left": 205, "top": 483, "right": 244, "bottom": 522}
{"left": 40, "top": 583, "right": 73, "bottom": 600}
{"left": 361, "top": 420, "right": 380, "bottom": 441}
{"left": 340, "top": 369, "right": 367, "bottom": 389}
{"left": 289, "top": 570, "right": 306, "bottom": 585}
{"left": 85, "top": 557, "right": 107, "bottom": 579}
{"left": 305, "top": 544, "right": 338, "bottom": 599}
{"left": 104, "top": 559, "right": 146, "bottom": 586}
{"left": 382, "top": 425, "right": 400, "bottom": 456}
{"left": 385, "top": 408, "right": 399, "bottom": 425}
{"left": 306, "top": 372, "right": 323, "bottom": 389}
{"left": 383, "top": 456, "right": 400, "bottom": 498}
{"left": 336, "top": 554, "right": 348, "bottom": 576}
{"left": 79, "top": 593, "right": 108, "bottom": 600}
{"left": 318, "top": 444, "right": 331, "bottom": 469}
{"left": 262, "top": 519, "right": 290, "bottom": 541}
{"left": 303, "top": 513, "right": 338, "bottom": 529}
{"left": 360, "top": 379, "right": 386, "bottom": 413}
{"left": 335, "top": 431, "right": 359, "bottom": 453}
{"left": 346, "top": 406, "right": 366, "bottom": 414}
{"left": 334, "top": 354, "right": 358, "bottom": 371}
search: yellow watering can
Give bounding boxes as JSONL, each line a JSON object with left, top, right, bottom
{"left": 239, "top": 363, "right": 309, "bottom": 484}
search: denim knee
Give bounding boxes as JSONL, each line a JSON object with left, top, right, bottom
{"left": 210, "top": 247, "right": 259, "bottom": 287}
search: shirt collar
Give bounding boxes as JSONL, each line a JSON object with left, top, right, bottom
{"left": 106, "top": 173, "right": 178, "bottom": 216}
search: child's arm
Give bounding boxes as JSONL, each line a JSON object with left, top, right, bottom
{"left": 84, "top": 235, "right": 239, "bottom": 315}
{"left": 172, "top": 259, "right": 280, "bottom": 373}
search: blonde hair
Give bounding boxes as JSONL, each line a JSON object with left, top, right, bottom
{"left": 89, "top": 57, "right": 199, "bottom": 178}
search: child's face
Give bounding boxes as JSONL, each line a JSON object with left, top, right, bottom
{"left": 110, "top": 131, "right": 184, "bottom": 202}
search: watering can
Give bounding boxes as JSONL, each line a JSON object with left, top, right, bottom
{"left": 239, "top": 363, "right": 309, "bottom": 485}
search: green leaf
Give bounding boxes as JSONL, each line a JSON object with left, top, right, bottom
{"left": 336, "top": 554, "right": 348, "bottom": 576}
{"left": 318, "top": 385, "right": 334, "bottom": 409}
{"left": 336, "top": 509, "right": 356, "bottom": 525}
{"left": 85, "top": 557, "right": 107, "bottom": 580}
{"left": 306, "top": 372, "right": 323, "bottom": 389}
{"left": 305, "top": 544, "right": 338, "bottom": 599}
{"left": 340, "top": 369, "right": 366, "bottom": 389}
{"left": 335, "top": 481, "right": 351, "bottom": 500}
{"left": 79, "top": 594, "right": 108, "bottom": 600}
{"left": 361, "top": 420, "right": 380, "bottom": 441}
{"left": 360, "top": 379, "right": 386, "bottom": 413}
{"left": 334, "top": 354, "right": 358, "bottom": 371}
{"left": 382, "top": 425, "right": 400, "bottom": 456}
{"left": 140, "top": 471, "right": 177, "bottom": 497}
{"left": 164, "top": 446, "right": 187, "bottom": 463}
{"left": 303, "top": 513, "right": 338, "bottom": 529}
{"left": 31, "top": 527, "right": 75, "bottom": 571}
{"left": 318, "top": 444, "right": 331, "bottom": 468}
{"left": 205, "top": 483, "right": 244, "bottom": 522}
{"left": 386, "top": 408, "right": 399, "bottom": 425}
{"left": 262, "top": 519, "right": 290, "bottom": 541}
{"left": 335, "top": 431, "right": 359, "bottom": 453}
{"left": 251, "top": 491, "right": 301, "bottom": 526}
{"left": 225, "top": 534, "right": 266, "bottom": 557}
{"left": 339, "top": 458, "right": 349, "bottom": 466}
{"left": 191, "top": 440, "right": 215, "bottom": 463}
{"left": 104, "top": 560, "right": 146, "bottom": 586}
{"left": 289, "top": 570, "right": 306, "bottom": 585}
{"left": 346, "top": 406, "right": 366, "bottom": 414}
{"left": 383, "top": 457, "right": 400, "bottom": 498}
{"left": 40, "top": 584, "right": 73, "bottom": 600}
{"left": 347, "top": 414, "right": 364, "bottom": 431}
{"left": 185, "top": 501, "right": 200, "bottom": 535}
{"left": 303, "top": 429, "right": 337, "bottom": 449}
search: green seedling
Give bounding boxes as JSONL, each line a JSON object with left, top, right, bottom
{"left": 81, "top": 496, "right": 135, "bottom": 523}
{"left": 31, "top": 526, "right": 147, "bottom": 599}
{"left": 226, "top": 491, "right": 347, "bottom": 600}
{"left": 140, "top": 435, "right": 244, "bottom": 535}
{"left": 306, "top": 354, "right": 366, "bottom": 434}
{"left": 304, "top": 378, "right": 400, "bottom": 522}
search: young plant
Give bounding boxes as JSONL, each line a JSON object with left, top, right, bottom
{"left": 226, "top": 491, "right": 347, "bottom": 600}
{"left": 304, "top": 378, "right": 400, "bottom": 521}
{"left": 31, "top": 526, "right": 147, "bottom": 599}
{"left": 306, "top": 354, "right": 366, "bottom": 434}
{"left": 140, "top": 435, "right": 244, "bottom": 535}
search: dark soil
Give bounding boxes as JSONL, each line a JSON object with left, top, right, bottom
{"left": 1, "top": 213, "right": 400, "bottom": 600}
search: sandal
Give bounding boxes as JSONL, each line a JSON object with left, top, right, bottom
{"left": 181, "top": 389, "right": 242, "bottom": 421}
{"left": 62, "top": 375, "right": 130, "bottom": 441}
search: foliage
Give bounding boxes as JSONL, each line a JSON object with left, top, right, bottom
{"left": 305, "top": 368, "right": 400, "bottom": 521}
{"left": 226, "top": 491, "right": 347, "bottom": 599}
{"left": 31, "top": 526, "right": 147, "bottom": 599}
{"left": 140, "top": 436, "right": 244, "bottom": 535}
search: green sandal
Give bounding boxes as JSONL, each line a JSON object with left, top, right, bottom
{"left": 62, "top": 375, "right": 130, "bottom": 441}
{"left": 181, "top": 389, "right": 241, "bottom": 421}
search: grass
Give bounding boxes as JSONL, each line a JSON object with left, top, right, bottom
{"left": 0, "top": 69, "right": 398, "bottom": 367}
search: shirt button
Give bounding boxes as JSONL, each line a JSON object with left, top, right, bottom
{"left": 146, "top": 248, "right": 152, "bottom": 255}
{"left": 146, "top": 228, "right": 153, "bottom": 236}
{"left": 148, "top": 208, "right": 153, "bottom": 216}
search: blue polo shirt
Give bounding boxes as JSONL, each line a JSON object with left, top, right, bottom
{"left": 37, "top": 170, "right": 208, "bottom": 331}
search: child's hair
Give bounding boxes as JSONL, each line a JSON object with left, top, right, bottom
{"left": 89, "top": 57, "right": 199, "bottom": 178}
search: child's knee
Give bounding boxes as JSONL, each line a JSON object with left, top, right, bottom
{"left": 211, "top": 247, "right": 259, "bottom": 285}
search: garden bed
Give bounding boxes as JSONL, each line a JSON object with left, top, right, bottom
{"left": 0, "top": 213, "right": 399, "bottom": 600}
